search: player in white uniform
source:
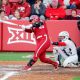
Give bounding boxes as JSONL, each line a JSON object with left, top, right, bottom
{"left": 52, "top": 31, "right": 78, "bottom": 67}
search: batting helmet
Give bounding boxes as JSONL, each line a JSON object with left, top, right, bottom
{"left": 29, "top": 15, "right": 40, "bottom": 22}
{"left": 59, "top": 31, "right": 69, "bottom": 41}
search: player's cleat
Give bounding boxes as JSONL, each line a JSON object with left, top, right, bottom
{"left": 22, "top": 65, "right": 31, "bottom": 71}
{"left": 53, "top": 62, "right": 59, "bottom": 70}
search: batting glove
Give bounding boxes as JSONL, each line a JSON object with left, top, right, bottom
{"left": 21, "top": 25, "right": 26, "bottom": 30}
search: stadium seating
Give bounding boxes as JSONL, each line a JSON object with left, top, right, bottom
{"left": 66, "top": 9, "right": 80, "bottom": 15}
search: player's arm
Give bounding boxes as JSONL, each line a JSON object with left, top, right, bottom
{"left": 21, "top": 22, "right": 43, "bottom": 30}
{"left": 52, "top": 42, "right": 66, "bottom": 46}
{"left": 21, "top": 24, "right": 33, "bottom": 33}
{"left": 21, "top": 24, "right": 33, "bottom": 30}
{"left": 21, "top": 22, "right": 43, "bottom": 33}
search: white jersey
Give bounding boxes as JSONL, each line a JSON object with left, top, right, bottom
{"left": 60, "top": 39, "right": 77, "bottom": 56}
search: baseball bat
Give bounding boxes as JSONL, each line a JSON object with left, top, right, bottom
{"left": 0, "top": 19, "right": 21, "bottom": 26}
{"left": 0, "top": 20, "right": 33, "bottom": 30}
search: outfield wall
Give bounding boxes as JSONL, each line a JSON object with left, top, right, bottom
{"left": 0, "top": 20, "right": 80, "bottom": 51}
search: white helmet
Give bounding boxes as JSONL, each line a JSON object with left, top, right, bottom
{"left": 58, "top": 31, "right": 69, "bottom": 41}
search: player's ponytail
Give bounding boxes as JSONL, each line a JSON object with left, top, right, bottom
{"left": 68, "top": 38, "right": 77, "bottom": 47}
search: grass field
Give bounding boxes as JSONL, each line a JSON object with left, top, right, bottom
{"left": 0, "top": 52, "right": 53, "bottom": 61}
{"left": 0, "top": 52, "right": 32, "bottom": 61}
{"left": 73, "top": 77, "right": 80, "bottom": 80}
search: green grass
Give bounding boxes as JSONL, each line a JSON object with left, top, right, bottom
{"left": 73, "top": 77, "right": 80, "bottom": 80}
{"left": 0, "top": 52, "right": 53, "bottom": 61}
{"left": 0, "top": 52, "right": 33, "bottom": 61}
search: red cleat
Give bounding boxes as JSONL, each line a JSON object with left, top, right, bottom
{"left": 53, "top": 62, "right": 59, "bottom": 70}
{"left": 22, "top": 65, "right": 31, "bottom": 71}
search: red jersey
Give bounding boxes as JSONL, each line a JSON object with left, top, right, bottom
{"left": 59, "top": 0, "right": 64, "bottom": 6}
{"left": 10, "top": 3, "right": 18, "bottom": 14}
{"left": 70, "top": 0, "right": 80, "bottom": 9}
{"left": 2, "top": 4, "right": 11, "bottom": 16}
{"left": 45, "top": 7, "right": 66, "bottom": 20}
{"left": 16, "top": 2, "right": 31, "bottom": 17}
{"left": 70, "top": 0, "right": 80, "bottom": 4}
{"left": 25, "top": 22, "right": 50, "bottom": 40}
{"left": 32, "top": 22, "right": 49, "bottom": 40}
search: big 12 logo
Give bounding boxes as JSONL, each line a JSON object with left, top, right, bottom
{"left": 7, "top": 27, "right": 36, "bottom": 45}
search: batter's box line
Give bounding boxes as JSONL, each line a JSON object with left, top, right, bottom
{"left": 0, "top": 71, "right": 18, "bottom": 80}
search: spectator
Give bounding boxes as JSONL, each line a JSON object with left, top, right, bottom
{"left": 11, "top": 0, "right": 31, "bottom": 19}
{"left": 63, "top": 0, "right": 70, "bottom": 8}
{"left": 59, "top": 0, "right": 64, "bottom": 6}
{"left": 70, "top": 2, "right": 77, "bottom": 9}
{"left": 63, "top": 0, "right": 80, "bottom": 9}
{"left": 69, "top": 0, "right": 80, "bottom": 9}
{"left": 31, "top": 0, "right": 46, "bottom": 20}
{"left": 0, "top": 9, "right": 9, "bottom": 20}
{"left": 52, "top": 0, "right": 59, "bottom": 8}
{"left": 17, "top": 0, "right": 31, "bottom": 18}
{"left": 11, "top": 9, "right": 29, "bottom": 20}
{"left": 43, "top": 0, "right": 52, "bottom": 7}
{"left": 43, "top": 0, "right": 64, "bottom": 8}
{"left": 45, "top": 0, "right": 66, "bottom": 20}
{"left": 2, "top": 0, "right": 11, "bottom": 16}
{"left": 65, "top": 9, "right": 80, "bottom": 20}
{"left": 27, "top": 0, "right": 36, "bottom": 6}
{"left": 52, "top": 0, "right": 64, "bottom": 7}
{"left": 0, "top": 0, "right": 2, "bottom": 8}
{"left": 10, "top": 2, "right": 18, "bottom": 15}
{"left": 76, "top": 1, "right": 80, "bottom": 9}
{"left": 11, "top": 9, "right": 22, "bottom": 20}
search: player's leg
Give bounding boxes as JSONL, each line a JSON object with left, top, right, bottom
{"left": 22, "top": 38, "right": 48, "bottom": 71}
{"left": 23, "top": 59, "right": 35, "bottom": 71}
{"left": 53, "top": 47, "right": 67, "bottom": 66}
{"left": 54, "top": 47, "right": 68, "bottom": 59}
{"left": 58, "top": 55, "right": 62, "bottom": 66}
{"left": 63, "top": 54, "right": 78, "bottom": 67}
{"left": 39, "top": 52, "right": 59, "bottom": 69}
{"left": 36, "top": 39, "right": 54, "bottom": 64}
{"left": 35, "top": 38, "right": 59, "bottom": 69}
{"left": 32, "top": 37, "right": 51, "bottom": 61}
{"left": 23, "top": 51, "right": 39, "bottom": 71}
{"left": 52, "top": 47, "right": 61, "bottom": 65}
{"left": 39, "top": 51, "right": 55, "bottom": 64}
{"left": 77, "top": 47, "right": 80, "bottom": 63}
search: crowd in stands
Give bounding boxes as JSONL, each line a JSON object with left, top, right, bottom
{"left": 0, "top": 0, "right": 80, "bottom": 20}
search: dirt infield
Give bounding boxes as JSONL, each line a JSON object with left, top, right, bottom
{"left": 0, "top": 61, "right": 80, "bottom": 80}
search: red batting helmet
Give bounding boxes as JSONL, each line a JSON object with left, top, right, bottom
{"left": 29, "top": 15, "right": 40, "bottom": 22}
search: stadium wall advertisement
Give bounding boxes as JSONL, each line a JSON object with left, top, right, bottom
{"left": 0, "top": 20, "right": 80, "bottom": 51}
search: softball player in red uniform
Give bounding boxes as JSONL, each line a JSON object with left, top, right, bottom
{"left": 21, "top": 15, "right": 58, "bottom": 71}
